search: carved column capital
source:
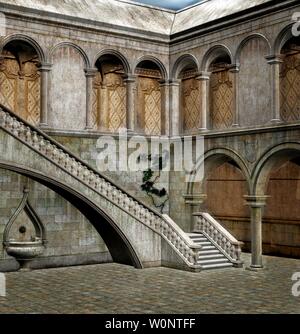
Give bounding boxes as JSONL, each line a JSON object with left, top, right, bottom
{"left": 38, "top": 63, "right": 52, "bottom": 72}
{"left": 229, "top": 64, "right": 240, "bottom": 73}
{"left": 84, "top": 67, "right": 98, "bottom": 77}
{"left": 169, "top": 79, "right": 181, "bottom": 86}
{"left": 123, "top": 74, "right": 136, "bottom": 83}
{"left": 196, "top": 71, "right": 211, "bottom": 81}
{"left": 265, "top": 55, "right": 284, "bottom": 65}
{"left": 244, "top": 195, "right": 269, "bottom": 208}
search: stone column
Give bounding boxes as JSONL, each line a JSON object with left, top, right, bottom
{"left": 184, "top": 193, "right": 207, "bottom": 210}
{"left": 84, "top": 68, "right": 97, "bottom": 130}
{"left": 124, "top": 75, "right": 136, "bottom": 133}
{"left": 169, "top": 80, "right": 180, "bottom": 136}
{"left": 229, "top": 65, "right": 240, "bottom": 127}
{"left": 244, "top": 195, "right": 269, "bottom": 269}
{"left": 160, "top": 80, "right": 170, "bottom": 136}
{"left": 266, "top": 55, "right": 283, "bottom": 124}
{"left": 38, "top": 63, "right": 52, "bottom": 128}
{"left": 196, "top": 72, "right": 210, "bottom": 131}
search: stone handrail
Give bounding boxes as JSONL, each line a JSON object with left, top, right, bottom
{"left": 193, "top": 212, "right": 243, "bottom": 265}
{"left": 0, "top": 105, "right": 202, "bottom": 269}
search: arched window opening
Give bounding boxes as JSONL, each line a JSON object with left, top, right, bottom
{"left": 0, "top": 40, "right": 40, "bottom": 124}
{"left": 209, "top": 55, "right": 233, "bottom": 130}
{"left": 280, "top": 37, "right": 300, "bottom": 122}
{"left": 135, "top": 60, "right": 163, "bottom": 136}
{"left": 94, "top": 55, "right": 126, "bottom": 132}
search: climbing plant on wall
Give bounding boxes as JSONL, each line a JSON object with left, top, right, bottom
{"left": 140, "top": 153, "right": 169, "bottom": 214}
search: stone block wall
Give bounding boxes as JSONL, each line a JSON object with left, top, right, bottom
{"left": 0, "top": 168, "right": 111, "bottom": 272}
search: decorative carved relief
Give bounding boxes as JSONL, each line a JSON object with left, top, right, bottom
{"left": 138, "top": 76, "right": 161, "bottom": 136}
{"left": 280, "top": 52, "right": 300, "bottom": 122}
{"left": 0, "top": 49, "right": 40, "bottom": 125}
{"left": 181, "top": 77, "right": 201, "bottom": 132}
{"left": 210, "top": 69, "right": 233, "bottom": 129}
{"left": 93, "top": 64, "right": 126, "bottom": 131}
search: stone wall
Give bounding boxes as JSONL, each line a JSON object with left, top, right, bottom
{"left": 0, "top": 168, "right": 111, "bottom": 272}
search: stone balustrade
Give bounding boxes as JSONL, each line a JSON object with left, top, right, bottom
{"left": 0, "top": 105, "right": 202, "bottom": 269}
{"left": 193, "top": 212, "right": 243, "bottom": 266}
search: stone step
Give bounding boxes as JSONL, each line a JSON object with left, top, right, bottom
{"left": 196, "top": 241, "right": 212, "bottom": 246}
{"left": 198, "top": 249, "right": 220, "bottom": 255}
{"left": 199, "top": 254, "right": 224, "bottom": 260}
{"left": 198, "top": 258, "right": 229, "bottom": 265}
{"left": 190, "top": 237, "right": 207, "bottom": 242}
{"left": 201, "top": 262, "right": 234, "bottom": 270}
{"left": 201, "top": 245, "right": 215, "bottom": 250}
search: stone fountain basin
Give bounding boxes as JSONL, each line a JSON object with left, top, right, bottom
{"left": 6, "top": 240, "right": 45, "bottom": 260}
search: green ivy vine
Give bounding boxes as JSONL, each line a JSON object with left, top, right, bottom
{"left": 140, "top": 154, "right": 169, "bottom": 213}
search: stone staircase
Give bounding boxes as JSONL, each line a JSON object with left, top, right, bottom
{"left": 188, "top": 233, "right": 233, "bottom": 270}
{"left": 0, "top": 104, "right": 244, "bottom": 272}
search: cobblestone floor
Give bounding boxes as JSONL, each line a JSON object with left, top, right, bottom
{"left": 0, "top": 253, "right": 300, "bottom": 314}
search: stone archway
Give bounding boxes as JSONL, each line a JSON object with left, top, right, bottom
{"left": 0, "top": 161, "right": 143, "bottom": 270}
{"left": 134, "top": 58, "right": 167, "bottom": 135}
{"left": 93, "top": 53, "right": 127, "bottom": 132}
{"left": 185, "top": 148, "right": 250, "bottom": 234}
{"left": 247, "top": 143, "right": 300, "bottom": 268}
{"left": 0, "top": 39, "right": 42, "bottom": 125}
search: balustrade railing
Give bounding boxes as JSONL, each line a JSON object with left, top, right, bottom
{"left": 0, "top": 105, "right": 202, "bottom": 269}
{"left": 193, "top": 212, "right": 243, "bottom": 266}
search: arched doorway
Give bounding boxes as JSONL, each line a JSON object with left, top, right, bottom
{"left": 93, "top": 54, "right": 127, "bottom": 132}
{"left": 0, "top": 40, "right": 41, "bottom": 125}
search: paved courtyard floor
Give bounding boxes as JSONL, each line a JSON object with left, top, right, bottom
{"left": 0, "top": 253, "right": 300, "bottom": 314}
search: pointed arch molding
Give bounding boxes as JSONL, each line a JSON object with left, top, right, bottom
{"left": 0, "top": 34, "right": 46, "bottom": 63}
{"left": 3, "top": 187, "right": 46, "bottom": 246}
